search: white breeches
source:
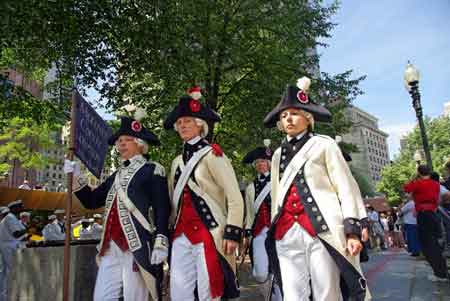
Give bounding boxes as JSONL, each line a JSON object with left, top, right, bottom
{"left": 276, "top": 223, "right": 342, "bottom": 301}
{"left": 252, "top": 227, "right": 270, "bottom": 282}
{"left": 94, "top": 241, "right": 148, "bottom": 301}
{"left": 170, "top": 234, "right": 220, "bottom": 301}
{"left": 252, "top": 227, "right": 282, "bottom": 301}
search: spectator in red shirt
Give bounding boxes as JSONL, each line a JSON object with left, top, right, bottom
{"left": 404, "top": 165, "right": 448, "bottom": 282}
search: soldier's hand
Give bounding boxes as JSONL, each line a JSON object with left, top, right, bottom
{"left": 346, "top": 235, "right": 363, "bottom": 256}
{"left": 222, "top": 239, "right": 239, "bottom": 255}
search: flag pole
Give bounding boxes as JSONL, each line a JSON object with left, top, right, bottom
{"left": 63, "top": 88, "right": 77, "bottom": 301}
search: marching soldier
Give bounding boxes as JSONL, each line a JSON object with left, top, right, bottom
{"left": 242, "top": 141, "right": 282, "bottom": 300}
{"left": 164, "top": 86, "right": 244, "bottom": 300}
{"left": 68, "top": 109, "right": 170, "bottom": 301}
{"left": 263, "top": 77, "right": 369, "bottom": 300}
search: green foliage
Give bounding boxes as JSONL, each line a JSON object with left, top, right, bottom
{"left": 350, "top": 166, "right": 375, "bottom": 198}
{"left": 377, "top": 115, "right": 450, "bottom": 205}
{"left": 0, "top": 118, "right": 59, "bottom": 176}
{"left": 2, "top": 0, "right": 366, "bottom": 178}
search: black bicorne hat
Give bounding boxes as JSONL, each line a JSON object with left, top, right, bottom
{"left": 242, "top": 147, "right": 273, "bottom": 164}
{"left": 163, "top": 86, "right": 221, "bottom": 130}
{"left": 263, "top": 77, "right": 332, "bottom": 127}
{"left": 108, "top": 116, "right": 160, "bottom": 146}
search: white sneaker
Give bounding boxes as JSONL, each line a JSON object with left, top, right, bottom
{"left": 428, "top": 274, "right": 448, "bottom": 282}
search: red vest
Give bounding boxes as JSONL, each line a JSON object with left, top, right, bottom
{"left": 100, "top": 198, "right": 129, "bottom": 256}
{"left": 173, "top": 187, "right": 224, "bottom": 299}
{"left": 253, "top": 202, "right": 271, "bottom": 237}
{"left": 274, "top": 184, "right": 316, "bottom": 240}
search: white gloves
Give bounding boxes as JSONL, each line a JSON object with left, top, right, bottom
{"left": 63, "top": 159, "right": 81, "bottom": 177}
{"left": 150, "top": 234, "right": 169, "bottom": 265}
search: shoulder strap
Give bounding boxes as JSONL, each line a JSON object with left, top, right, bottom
{"left": 254, "top": 182, "right": 271, "bottom": 212}
{"left": 114, "top": 167, "right": 155, "bottom": 234}
{"left": 172, "top": 146, "right": 212, "bottom": 208}
{"left": 275, "top": 138, "right": 317, "bottom": 211}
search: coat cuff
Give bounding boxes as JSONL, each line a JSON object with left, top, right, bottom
{"left": 153, "top": 234, "right": 169, "bottom": 251}
{"left": 223, "top": 224, "right": 242, "bottom": 242}
{"left": 343, "top": 217, "right": 362, "bottom": 239}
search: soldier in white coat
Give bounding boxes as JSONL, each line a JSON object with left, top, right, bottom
{"left": 242, "top": 142, "right": 282, "bottom": 300}
{"left": 0, "top": 200, "right": 28, "bottom": 300}
{"left": 164, "top": 86, "right": 245, "bottom": 301}
{"left": 263, "top": 77, "right": 369, "bottom": 300}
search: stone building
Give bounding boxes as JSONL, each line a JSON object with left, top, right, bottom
{"left": 342, "top": 105, "right": 390, "bottom": 189}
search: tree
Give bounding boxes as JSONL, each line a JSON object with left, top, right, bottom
{"left": 350, "top": 166, "right": 375, "bottom": 198}
{"left": 377, "top": 115, "right": 450, "bottom": 205}
{"left": 2, "top": 0, "right": 365, "bottom": 175}
{"left": 0, "top": 118, "right": 58, "bottom": 178}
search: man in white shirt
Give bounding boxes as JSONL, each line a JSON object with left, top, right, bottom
{"left": 42, "top": 215, "right": 66, "bottom": 241}
{"left": 19, "top": 212, "right": 31, "bottom": 228}
{"left": 18, "top": 180, "right": 32, "bottom": 190}
{"left": 91, "top": 214, "right": 103, "bottom": 240}
{"left": 400, "top": 198, "right": 421, "bottom": 256}
{"left": 78, "top": 218, "right": 94, "bottom": 240}
{"left": 0, "top": 200, "right": 28, "bottom": 299}
{"left": 367, "top": 206, "right": 386, "bottom": 250}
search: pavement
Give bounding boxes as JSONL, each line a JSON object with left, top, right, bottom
{"left": 238, "top": 248, "right": 450, "bottom": 300}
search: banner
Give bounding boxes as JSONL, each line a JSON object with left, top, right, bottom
{"left": 74, "top": 91, "right": 112, "bottom": 178}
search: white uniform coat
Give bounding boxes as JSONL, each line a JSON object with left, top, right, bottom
{"left": 268, "top": 134, "right": 370, "bottom": 300}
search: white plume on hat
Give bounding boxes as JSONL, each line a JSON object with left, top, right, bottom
{"left": 296, "top": 76, "right": 311, "bottom": 92}
{"left": 20, "top": 212, "right": 31, "bottom": 217}
{"left": 335, "top": 135, "right": 343, "bottom": 143}
{"left": 48, "top": 215, "right": 57, "bottom": 220}
{"left": 118, "top": 103, "right": 148, "bottom": 121}
{"left": 263, "top": 139, "right": 271, "bottom": 147}
{"left": 93, "top": 214, "right": 102, "bottom": 219}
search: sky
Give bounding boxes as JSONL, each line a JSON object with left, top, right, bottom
{"left": 318, "top": 0, "right": 450, "bottom": 158}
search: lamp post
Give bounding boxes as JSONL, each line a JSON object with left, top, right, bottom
{"left": 404, "top": 62, "right": 433, "bottom": 169}
{"left": 413, "top": 149, "right": 423, "bottom": 167}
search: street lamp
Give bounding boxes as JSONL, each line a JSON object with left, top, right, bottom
{"left": 404, "top": 62, "right": 433, "bottom": 169}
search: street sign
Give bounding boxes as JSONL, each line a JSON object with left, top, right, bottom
{"left": 74, "top": 91, "right": 112, "bottom": 178}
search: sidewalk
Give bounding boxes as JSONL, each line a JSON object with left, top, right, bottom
{"left": 363, "top": 248, "right": 450, "bottom": 300}
{"left": 238, "top": 248, "right": 450, "bottom": 300}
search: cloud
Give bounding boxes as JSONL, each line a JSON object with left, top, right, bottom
{"left": 380, "top": 122, "right": 416, "bottom": 159}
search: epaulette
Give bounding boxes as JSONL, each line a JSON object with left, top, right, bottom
{"left": 150, "top": 161, "right": 166, "bottom": 177}
{"left": 211, "top": 143, "right": 223, "bottom": 157}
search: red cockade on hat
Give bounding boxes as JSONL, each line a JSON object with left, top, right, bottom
{"left": 189, "top": 99, "right": 201, "bottom": 113}
{"left": 211, "top": 143, "right": 223, "bottom": 157}
{"left": 131, "top": 120, "right": 142, "bottom": 132}
{"left": 297, "top": 91, "right": 309, "bottom": 104}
